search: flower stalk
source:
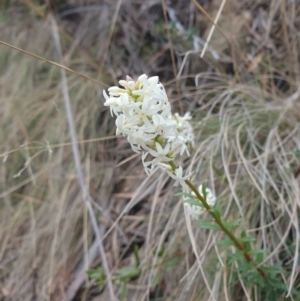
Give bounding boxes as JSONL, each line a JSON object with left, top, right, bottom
{"left": 169, "top": 160, "right": 266, "bottom": 278}
{"left": 103, "top": 74, "right": 267, "bottom": 281}
{"left": 184, "top": 176, "right": 266, "bottom": 280}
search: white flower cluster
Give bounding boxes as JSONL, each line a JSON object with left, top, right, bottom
{"left": 173, "top": 112, "right": 195, "bottom": 148}
{"left": 185, "top": 185, "right": 216, "bottom": 220}
{"left": 103, "top": 74, "right": 194, "bottom": 184}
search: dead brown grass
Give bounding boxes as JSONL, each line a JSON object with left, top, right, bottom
{"left": 1, "top": 0, "right": 300, "bottom": 300}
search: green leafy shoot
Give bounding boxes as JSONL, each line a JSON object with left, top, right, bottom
{"left": 196, "top": 218, "right": 221, "bottom": 231}
{"left": 184, "top": 198, "right": 204, "bottom": 208}
{"left": 116, "top": 266, "right": 141, "bottom": 282}
{"left": 240, "top": 231, "right": 255, "bottom": 251}
{"left": 223, "top": 218, "right": 242, "bottom": 230}
{"left": 86, "top": 268, "right": 106, "bottom": 286}
{"left": 215, "top": 237, "right": 235, "bottom": 248}
{"left": 212, "top": 205, "right": 221, "bottom": 219}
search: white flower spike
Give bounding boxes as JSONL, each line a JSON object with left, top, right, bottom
{"left": 103, "top": 74, "right": 195, "bottom": 187}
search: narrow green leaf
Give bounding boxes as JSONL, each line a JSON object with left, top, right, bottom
{"left": 120, "top": 282, "right": 128, "bottom": 301}
{"left": 240, "top": 230, "right": 254, "bottom": 251}
{"left": 240, "top": 235, "right": 255, "bottom": 243}
{"left": 226, "top": 218, "right": 242, "bottom": 229}
{"left": 248, "top": 248, "right": 266, "bottom": 255}
{"left": 86, "top": 268, "right": 105, "bottom": 279}
{"left": 201, "top": 182, "right": 207, "bottom": 199}
{"left": 133, "top": 245, "right": 140, "bottom": 267}
{"left": 248, "top": 248, "right": 266, "bottom": 263}
{"left": 184, "top": 199, "right": 204, "bottom": 208}
{"left": 216, "top": 237, "right": 234, "bottom": 247}
{"left": 86, "top": 268, "right": 106, "bottom": 286}
{"left": 196, "top": 218, "right": 221, "bottom": 230}
{"left": 116, "top": 266, "right": 141, "bottom": 280}
{"left": 213, "top": 206, "right": 221, "bottom": 220}
{"left": 199, "top": 223, "right": 221, "bottom": 231}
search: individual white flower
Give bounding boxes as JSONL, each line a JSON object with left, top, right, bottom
{"left": 116, "top": 94, "right": 136, "bottom": 118}
{"left": 152, "top": 114, "right": 177, "bottom": 137}
{"left": 166, "top": 166, "right": 191, "bottom": 187}
{"left": 103, "top": 90, "right": 119, "bottom": 116}
{"left": 142, "top": 152, "right": 154, "bottom": 176}
{"left": 129, "top": 97, "right": 160, "bottom": 127}
{"left": 132, "top": 75, "right": 159, "bottom": 98}
{"left": 147, "top": 142, "right": 172, "bottom": 165}
{"left": 168, "top": 134, "right": 189, "bottom": 156}
{"left": 107, "top": 86, "right": 127, "bottom": 98}
{"left": 115, "top": 114, "right": 135, "bottom": 136}
{"left": 127, "top": 129, "right": 156, "bottom": 153}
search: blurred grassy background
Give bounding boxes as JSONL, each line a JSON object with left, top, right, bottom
{"left": 1, "top": 0, "right": 300, "bottom": 300}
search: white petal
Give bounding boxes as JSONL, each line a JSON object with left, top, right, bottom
{"left": 119, "top": 80, "right": 127, "bottom": 87}
{"left": 103, "top": 89, "right": 109, "bottom": 100}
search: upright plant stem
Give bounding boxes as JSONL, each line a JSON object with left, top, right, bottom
{"left": 169, "top": 161, "right": 266, "bottom": 279}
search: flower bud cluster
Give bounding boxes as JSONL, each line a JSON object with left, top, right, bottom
{"left": 185, "top": 185, "right": 216, "bottom": 220}
{"left": 103, "top": 74, "right": 194, "bottom": 181}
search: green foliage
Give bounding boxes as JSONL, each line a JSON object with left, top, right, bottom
{"left": 178, "top": 190, "right": 205, "bottom": 208}
{"left": 116, "top": 266, "right": 141, "bottom": 282}
{"left": 184, "top": 198, "right": 204, "bottom": 208}
{"left": 292, "top": 150, "right": 300, "bottom": 157}
{"left": 193, "top": 204, "right": 295, "bottom": 300}
{"left": 133, "top": 245, "right": 140, "bottom": 267}
{"left": 216, "top": 237, "right": 235, "bottom": 248}
{"left": 225, "top": 247, "right": 298, "bottom": 300}
{"left": 86, "top": 268, "right": 106, "bottom": 287}
{"left": 87, "top": 243, "right": 182, "bottom": 301}
{"left": 87, "top": 245, "right": 142, "bottom": 300}
{"left": 225, "top": 219, "right": 242, "bottom": 230}
{"left": 256, "top": 265, "right": 292, "bottom": 301}
{"left": 154, "top": 244, "right": 166, "bottom": 258}
{"left": 240, "top": 230, "right": 255, "bottom": 252}
{"left": 211, "top": 204, "right": 221, "bottom": 219}
{"left": 120, "top": 281, "right": 128, "bottom": 301}
{"left": 201, "top": 182, "right": 207, "bottom": 199}
{"left": 196, "top": 218, "right": 221, "bottom": 231}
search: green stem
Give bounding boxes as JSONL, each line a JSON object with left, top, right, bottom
{"left": 169, "top": 161, "right": 266, "bottom": 280}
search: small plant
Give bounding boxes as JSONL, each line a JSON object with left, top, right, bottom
{"left": 88, "top": 245, "right": 141, "bottom": 300}
{"left": 101, "top": 74, "right": 291, "bottom": 299}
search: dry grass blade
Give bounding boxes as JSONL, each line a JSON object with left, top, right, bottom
{"left": 200, "top": 0, "right": 226, "bottom": 58}
{"left": 48, "top": 14, "right": 116, "bottom": 301}
{"left": 0, "top": 40, "right": 108, "bottom": 87}
{"left": 161, "top": 0, "right": 183, "bottom": 114}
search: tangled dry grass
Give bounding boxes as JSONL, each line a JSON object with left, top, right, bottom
{"left": 1, "top": 0, "right": 300, "bottom": 300}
